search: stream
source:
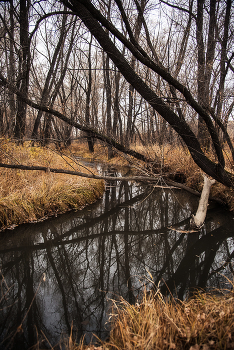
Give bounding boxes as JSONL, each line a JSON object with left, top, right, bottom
{"left": 0, "top": 163, "right": 234, "bottom": 349}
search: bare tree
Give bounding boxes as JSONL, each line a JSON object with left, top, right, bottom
{"left": 53, "top": 0, "right": 233, "bottom": 186}
{"left": 85, "top": 35, "right": 95, "bottom": 152}
{"left": 14, "top": 0, "right": 31, "bottom": 142}
{"left": 0, "top": 0, "right": 233, "bottom": 187}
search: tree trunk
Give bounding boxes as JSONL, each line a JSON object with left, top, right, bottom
{"left": 190, "top": 175, "right": 216, "bottom": 229}
{"left": 85, "top": 35, "right": 95, "bottom": 152}
{"left": 0, "top": 108, "right": 3, "bottom": 136}
{"left": 196, "top": 0, "right": 217, "bottom": 150}
{"left": 8, "top": 0, "right": 16, "bottom": 136}
{"left": 196, "top": 0, "right": 209, "bottom": 149}
{"left": 125, "top": 0, "right": 147, "bottom": 147}
{"left": 31, "top": 11, "right": 68, "bottom": 141}
{"left": 103, "top": 0, "right": 113, "bottom": 159}
{"left": 62, "top": 0, "right": 231, "bottom": 186}
{"left": 215, "top": 0, "right": 231, "bottom": 125}
{"left": 113, "top": 66, "right": 123, "bottom": 143}
{"left": 14, "top": 0, "right": 30, "bottom": 142}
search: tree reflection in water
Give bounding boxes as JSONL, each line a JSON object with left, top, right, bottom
{"left": 0, "top": 167, "right": 233, "bottom": 349}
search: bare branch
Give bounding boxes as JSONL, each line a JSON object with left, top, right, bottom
{"left": 0, "top": 162, "right": 159, "bottom": 182}
{"left": 66, "top": 0, "right": 225, "bottom": 168}
{"left": 159, "top": 0, "right": 196, "bottom": 20}
{"left": 0, "top": 73, "right": 152, "bottom": 164}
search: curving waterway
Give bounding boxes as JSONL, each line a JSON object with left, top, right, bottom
{"left": 0, "top": 164, "right": 234, "bottom": 349}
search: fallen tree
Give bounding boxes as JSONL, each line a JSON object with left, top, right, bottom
{"left": 0, "top": 161, "right": 158, "bottom": 182}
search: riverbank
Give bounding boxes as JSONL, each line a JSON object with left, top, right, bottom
{"left": 1, "top": 138, "right": 233, "bottom": 230}
{"left": 0, "top": 139, "right": 233, "bottom": 350}
{"left": 71, "top": 281, "right": 234, "bottom": 350}
{"left": 0, "top": 139, "right": 105, "bottom": 230}
{"left": 68, "top": 140, "right": 234, "bottom": 210}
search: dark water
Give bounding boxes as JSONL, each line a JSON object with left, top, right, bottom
{"left": 0, "top": 164, "right": 234, "bottom": 349}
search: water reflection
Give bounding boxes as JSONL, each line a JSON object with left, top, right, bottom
{"left": 0, "top": 167, "right": 233, "bottom": 349}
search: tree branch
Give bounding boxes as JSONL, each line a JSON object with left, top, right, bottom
{"left": 0, "top": 73, "right": 152, "bottom": 164}
{"left": 159, "top": 0, "right": 196, "bottom": 20}
{"left": 67, "top": 0, "right": 225, "bottom": 168}
{"left": 0, "top": 162, "right": 159, "bottom": 182}
{"left": 0, "top": 71, "right": 233, "bottom": 186}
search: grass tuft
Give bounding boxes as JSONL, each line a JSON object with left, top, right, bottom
{"left": 71, "top": 281, "right": 234, "bottom": 350}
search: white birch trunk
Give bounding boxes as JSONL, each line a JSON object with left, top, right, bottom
{"left": 190, "top": 175, "right": 216, "bottom": 229}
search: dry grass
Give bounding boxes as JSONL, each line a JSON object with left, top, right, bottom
{"left": 108, "top": 289, "right": 234, "bottom": 349}
{"left": 133, "top": 143, "right": 234, "bottom": 209}
{"left": 69, "top": 140, "right": 234, "bottom": 208}
{"left": 0, "top": 139, "right": 105, "bottom": 229}
{"left": 68, "top": 140, "right": 109, "bottom": 162}
{"left": 71, "top": 280, "right": 234, "bottom": 350}
{"left": 68, "top": 140, "right": 140, "bottom": 167}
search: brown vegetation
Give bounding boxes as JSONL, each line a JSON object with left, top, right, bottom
{"left": 68, "top": 140, "right": 234, "bottom": 210}
{"left": 0, "top": 139, "right": 105, "bottom": 229}
{"left": 0, "top": 139, "right": 233, "bottom": 349}
{"left": 1, "top": 138, "right": 233, "bottom": 231}
{"left": 69, "top": 280, "right": 234, "bottom": 350}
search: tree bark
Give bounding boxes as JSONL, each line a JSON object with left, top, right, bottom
{"left": 14, "top": 0, "right": 30, "bottom": 142}
{"left": 190, "top": 175, "right": 216, "bottom": 229}
{"left": 85, "top": 35, "right": 95, "bottom": 152}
